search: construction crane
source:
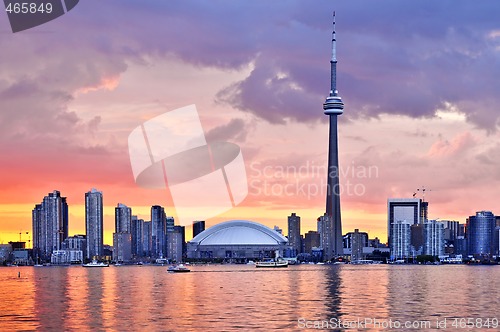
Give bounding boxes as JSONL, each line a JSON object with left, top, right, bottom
{"left": 415, "top": 186, "right": 432, "bottom": 202}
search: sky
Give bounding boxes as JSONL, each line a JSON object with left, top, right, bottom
{"left": 1, "top": 1, "right": 500, "bottom": 246}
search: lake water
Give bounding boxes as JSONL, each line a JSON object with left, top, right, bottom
{"left": 1, "top": 264, "right": 500, "bottom": 331}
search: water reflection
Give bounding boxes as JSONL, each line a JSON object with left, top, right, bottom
{"left": 1, "top": 265, "right": 500, "bottom": 330}
{"left": 34, "top": 267, "right": 70, "bottom": 330}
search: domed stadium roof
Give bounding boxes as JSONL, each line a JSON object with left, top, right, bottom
{"left": 190, "top": 220, "right": 288, "bottom": 246}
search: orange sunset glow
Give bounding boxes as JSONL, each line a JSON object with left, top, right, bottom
{"left": 1, "top": 1, "right": 500, "bottom": 248}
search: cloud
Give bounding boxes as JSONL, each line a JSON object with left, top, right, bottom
{"left": 427, "top": 132, "right": 475, "bottom": 158}
{"left": 205, "top": 118, "right": 248, "bottom": 143}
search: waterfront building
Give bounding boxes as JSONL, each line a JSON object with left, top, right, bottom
{"left": 143, "top": 221, "right": 152, "bottom": 257}
{"left": 131, "top": 216, "right": 144, "bottom": 258}
{"left": 454, "top": 236, "right": 468, "bottom": 256}
{"left": 113, "top": 232, "right": 132, "bottom": 262}
{"left": 172, "top": 225, "right": 186, "bottom": 257}
{"left": 494, "top": 227, "right": 500, "bottom": 256}
{"left": 442, "top": 220, "right": 459, "bottom": 242}
{"left": 317, "top": 214, "right": 331, "bottom": 257}
{"left": 85, "top": 188, "right": 103, "bottom": 260}
{"left": 192, "top": 220, "right": 205, "bottom": 238}
{"left": 151, "top": 205, "right": 166, "bottom": 258}
{"left": 287, "top": 213, "right": 301, "bottom": 256}
{"left": 304, "top": 231, "right": 320, "bottom": 254}
{"left": 387, "top": 198, "right": 428, "bottom": 249}
{"left": 115, "top": 203, "right": 132, "bottom": 233}
{"left": 343, "top": 230, "right": 369, "bottom": 249}
{"left": 350, "top": 229, "right": 366, "bottom": 262}
{"left": 424, "top": 220, "right": 444, "bottom": 257}
{"left": 458, "top": 223, "right": 466, "bottom": 237}
{"left": 166, "top": 216, "right": 175, "bottom": 233}
{"left": 410, "top": 224, "right": 424, "bottom": 256}
{"left": 62, "top": 235, "right": 86, "bottom": 263}
{"left": 0, "top": 244, "right": 12, "bottom": 263}
{"left": 187, "top": 220, "right": 289, "bottom": 260}
{"left": 390, "top": 220, "right": 411, "bottom": 260}
{"left": 467, "top": 211, "right": 496, "bottom": 258}
{"left": 32, "top": 190, "right": 69, "bottom": 261}
{"left": 167, "top": 227, "right": 184, "bottom": 263}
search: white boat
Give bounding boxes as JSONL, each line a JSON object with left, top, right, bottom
{"left": 256, "top": 259, "right": 289, "bottom": 268}
{"left": 256, "top": 250, "right": 289, "bottom": 268}
{"left": 350, "top": 260, "right": 381, "bottom": 265}
{"left": 83, "top": 260, "right": 109, "bottom": 267}
{"left": 167, "top": 264, "right": 190, "bottom": 273}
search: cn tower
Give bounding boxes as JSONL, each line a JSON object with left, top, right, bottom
{"left": 323, "top": 12, "right": 344, "bottom": 260}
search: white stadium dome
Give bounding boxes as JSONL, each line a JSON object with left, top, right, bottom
{"left": 190, "top": 220, "right": 288, "bottom": 246}
{"left": 187, "top": 220, "right": 289, "bottom": 260}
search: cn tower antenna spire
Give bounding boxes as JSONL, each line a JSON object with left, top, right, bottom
{"left": 330, "top": 11, "right": 339, "bottom": 97}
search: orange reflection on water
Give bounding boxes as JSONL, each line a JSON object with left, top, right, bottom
{"left": 0, "top": 268, "right": 37, "bottom": 330}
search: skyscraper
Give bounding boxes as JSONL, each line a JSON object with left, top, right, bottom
{"left": 287, "top": 213, "right": 301, "bottom": 257}
{"left": 115, "top": 203, "right": 132, "bottom": 233}
{"left": 350, "top": 229, "right": 366, "bottom": 262}
{"left": 32, "top": 190, "right": 69, "bottom": 261}
{"left": 193, "top": 220, "right": 205, "bottom": 238}
{"left": 322, "top": 12, "right": 344, "bottom": 260}
{"left": 143, "top": 221, "right": 152, "bottom": 257}
{"left": 151, "top": 205, "right": 166, "bottom": 258}
{"left": 423, "top": 220, "right": 444, "bottom": 257}
{"left": 85, "top": 188, "right": 103, "bottom": 260}
{"left": 131, "top": 216, "right": 144, "bottom": 258}
{"left": 387, "top": 198, "right": 427, "bottom": 249}
{"left": 113, "top": 203, "right": 132, "bottom": 262}
{"left": 304, "top": 231, "right": 320, "bottom": 254}
{"left": 467, "top": 211, "right": 495, "bottom": 258}
{"left": 391, "top": 220, "right": 411, "bottom": 260}
{"left": 166, "top": 216, "right": 175, "bottom": 233}
{"left": 167, "top": 225, "right": 185, "bottom": 263}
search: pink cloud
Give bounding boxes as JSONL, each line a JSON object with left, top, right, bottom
{"left": 427, "top": 132, "right": 475, "bottom": 158}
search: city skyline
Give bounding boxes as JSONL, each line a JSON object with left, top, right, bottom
{"left": 2, "top": 2, "right": 500, "bottom": 245}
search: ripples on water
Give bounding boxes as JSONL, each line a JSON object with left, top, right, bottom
{"left": 1, "top": 265, "right": 499, "bottom": 331}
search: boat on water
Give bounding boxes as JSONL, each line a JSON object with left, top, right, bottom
{"left": 350, "top": 259, "right": 381, "bottom": 265}
{"left": 167, "top": 264, "right": 191, "bottom": 273}
{"left": 256, "top": 259, "right": 289, "bottom": 268}
{"left": 256, "top": 250, "right": 289, "bottom": 268}
{"left": 83, "top": 260, "right": 109, "bottom": 267}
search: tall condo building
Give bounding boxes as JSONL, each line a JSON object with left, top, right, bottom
{"left": 467, "top": 211, "right": 495, "bottom": 258}
{"left": 287, "top": 213, "right": 301, "bottom": 256}
{"left": 423, "top": 220, "right": 444, "bottom": 256}
{"left": 193, "top": 220, "right": 205, "bottom": 238}
{"left": 115, "top": 203, "right": 132, "bottom": 233}
{"left": 167, "top": 225, "right": 185, "bottom": 263}
{"left": 387, "top": 198, "right": 428, "bottom": 249}
{"left": 143, "top": 221, "right": 152, "bottom": 257}
{"left": 32, "top": 190, "right": 69, "bottom": 261}
{"left": 131, "top": 216, "right": 144, "bottom": 258}
{"left": 85, "top": 188, "right": 103, "bottom": 260}
{"left": 166, "top": 216, "right": 175, "bottom": 234}
{"left": 151, "top": 205, "right": 166, "bottom": 258}
{"left": 113, "top": 203, "right": 133, "bottom": 262}
{"left": 322, "top": 12, "right": 344, "bottom": 260}
{"left": 391, "top": 220, "right": 411, "bottom": 260}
